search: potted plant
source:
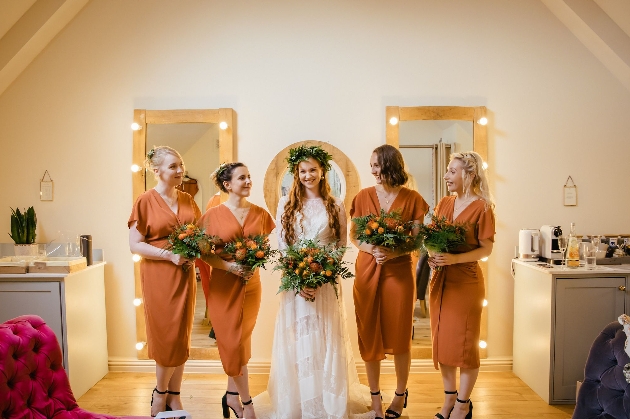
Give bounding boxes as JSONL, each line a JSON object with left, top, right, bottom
{"left": 9, "top": 207, "right": 38, "bottom": 256}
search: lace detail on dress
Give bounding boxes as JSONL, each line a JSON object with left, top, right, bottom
{"left": 253, "top": 197, "right": 372, "bottom": 419}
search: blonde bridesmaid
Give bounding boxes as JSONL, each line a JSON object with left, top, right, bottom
{"left": 198, "top": 162, "right": 275, "bottom": 419}
{"left": 350, "top": 145, "right": 428, "bottom": 419}
{"left": 128, "top": 146, "right": 201, "bottom": 416}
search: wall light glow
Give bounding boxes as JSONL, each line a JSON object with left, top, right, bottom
{"left": 481, "top": 257, "right": 488, "bottom": 262}
{"left": 479, "top": 340, "right": 488, "bottom": 349}
{"left": 133, "top": 298, "right": 142, "bottom": 306}
{"left": 482, "top": 162, "right": 489, "bottom": 170}
{"left": 219, "top": 122, "right": 228, "bottom": 130}
{"left": 135, "top": 342, "right": 145, "bottom": 350}
{"left": 483, "top": 299, "right": 488, "bottom": 307}
{"left": 389, "top": 117, "right": 399, "bottom": 126}
{"left": 477, "top": 117, "right": 488, "bottom": 126}
{"left": 131, "top": 122, "right": 141, "bottom": 131}
{"left": 131, "top": 164, "right": 141, "bottom": 172}
{"left": 132, "top": 254, "right": 141, "bottom": 262}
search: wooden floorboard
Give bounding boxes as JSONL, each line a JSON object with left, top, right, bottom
{"left": 77, "top": 371, "right": 574, "bottom": 418}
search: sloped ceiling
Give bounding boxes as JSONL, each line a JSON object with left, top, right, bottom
{"left": 0, "top": 0, "right": 629, "bottom": 96}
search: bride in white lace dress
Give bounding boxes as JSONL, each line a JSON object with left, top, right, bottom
{"left": 253, "top": 146, "right": 373, "bottom": 419}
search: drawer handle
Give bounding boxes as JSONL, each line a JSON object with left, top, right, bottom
{"left": 620, "top": 286, "right": 627, "bottom": 291}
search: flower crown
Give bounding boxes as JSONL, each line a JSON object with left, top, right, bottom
{"left": 286, "top": 145, "right": 333, "bottom": 174}
{"left": 210, "top": 162, "right": 230, "bottom": 180}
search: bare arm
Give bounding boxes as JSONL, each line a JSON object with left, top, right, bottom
{"left": 128, "top": 221, "right": 189, "bottom": 266}
{"left": 199, "top": 251, "right": 252, "bottom": 279}
{"left": 430, "top": 238, "right": 493, "bottom": 267}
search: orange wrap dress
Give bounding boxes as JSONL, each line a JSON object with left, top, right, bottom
{"left": 128, "top": 189, "right": 201, "bottom": 367}
{"left": 197, "top": 193, "right": 222, "bottom": 308}
{"left": 197, "top": 204, "right": 275, "bottom": 376}
{"left": 351, "top": 187, "right": 428, "bottom": 361}
{"left": 429, "top": 195, "right": 495, "bottom": 369}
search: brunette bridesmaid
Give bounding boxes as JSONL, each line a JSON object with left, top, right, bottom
{"left": 429, "top": 151, "right": 495, "bottom": 419}
{"left": 197, "top": 162, "right": 275, "bottom": 419}
{"left": 128, "top": 146, "right": 201, "bottom": 416}
{"left": 350, "top": 145, "right": 428, "bottom": 419}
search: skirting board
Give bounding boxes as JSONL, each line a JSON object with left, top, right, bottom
{"left": 109, "top": 357, "right": 513, "bottom": 374}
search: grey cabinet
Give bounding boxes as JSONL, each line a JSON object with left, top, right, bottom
{"left": 512, "top": 261, "right": 630, "bottom": 404}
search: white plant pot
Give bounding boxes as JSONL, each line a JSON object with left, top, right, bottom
{"left": 14, "top": 244, "right": 38, "bottom": 256}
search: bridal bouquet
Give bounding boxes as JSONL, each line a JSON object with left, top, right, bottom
{"left": 352, "top": 209, "right": 421, "bottom": 251}
{"left": 165, "top": 223, "right": 215, "bottom": 271}
{"left": 276, "top": 239, "right": 354, "bottom": 301}
{"left": 222, "top": 234, "right": 276, "bottom": 284}
{"left": 417, "top": 215, "right": 468, "bottom": 270}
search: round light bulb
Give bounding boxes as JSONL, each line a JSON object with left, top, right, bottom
{"left": 131, "top": 122, "right": 141, "bottom": 131}
{"left": 389, "top": 117, "right": 399, "bottom": 126}
{"left": 483, "top": 299, "right": 488, "bottom": 307}
{"left": 133, "top": 298, "right": 142, "bottom": 306}
{"left": 482, "top": 162, "right": 489, "bottom": 170}
{"left": 132, "top": 254, "right": 141, "bottom": 262}
{"left": 477, "top": 117, "right": 488, "bottom": 126}
{"left": 219, "top": 122, "right": 228, "bottom": 130}
{"left": 135, "top": 342, "right": 145, "bottom": 350}
{"left": 481, "top": 256, "right": 488, "bottom": 262}
{"left": 131, "top": 164, "right": 140, "bottom": 172}
{"left": 479, "top": 340, "right": 487, "bottom": 349}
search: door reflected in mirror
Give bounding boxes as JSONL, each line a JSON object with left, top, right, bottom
{"left": 399, "top": 120, "right": 473, "bottom": 356}
{"left": 145, "top": 122, "right": 220, "bottom": 350}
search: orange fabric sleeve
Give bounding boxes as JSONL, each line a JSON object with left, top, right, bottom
{"left": 477, "top": 206, "right": 496, "bottom": 242}
{"left": 411, "top": 190, "right": 429, "bottom": 220}
{"left": 128, "top": 194, "right": 148, "bottom": 236}
{"left": 262, "top": 210, "right": 276, "bottom": 235}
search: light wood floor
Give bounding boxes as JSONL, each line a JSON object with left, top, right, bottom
{"left": 77, "top": 372, "right": 575, "bottom": 418}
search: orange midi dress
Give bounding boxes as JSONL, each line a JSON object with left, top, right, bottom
{"left": 128, "top": 189, "right": 201, "bottom": 367}
{"left": 196, "top": 193, "right": 222, "bottom": 309}
{"left": 351, "top": 187, "right": 429, "bottom": 361}
{"left": 197, "top": 204, "right": 275, "bottom": 376}
{"left": 429, "top": 195, "right": 495, "bottom": 369}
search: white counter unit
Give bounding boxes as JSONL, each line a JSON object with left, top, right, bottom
{"left": 512, "top": 260, "right": 630, "bottom": 404}
{"left": 0, "top": 262, "right": 108, "bottom": 399}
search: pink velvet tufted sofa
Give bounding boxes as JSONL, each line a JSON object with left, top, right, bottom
{"left": 0, "top": 315, "right": 150, "bottom": 419}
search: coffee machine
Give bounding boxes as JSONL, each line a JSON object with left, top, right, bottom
{"left": 518, "top": 229, "right": 540, "bottom": 261}
{"left": 540, "top": 225, "right": 563, "bottom": 263}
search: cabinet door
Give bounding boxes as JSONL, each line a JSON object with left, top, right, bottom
{"left": 553, "top": 277, "right": 625, "bottom": 402}
{"left": 0, "top": 282, "right": 64, "bottom": 355}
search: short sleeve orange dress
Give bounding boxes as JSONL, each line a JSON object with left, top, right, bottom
{"left": 429, "top": 195, "right": 495, "bottom": 369}
{"left": 351, "top": 187, "right": 429, "bottom": 361}
{"left": 197, "top": 204, "right": 275, "bottom": 376}
{"left": 196, "top": 193, "right": 222, "bottom": 308}
{"left": 128, "top": 189, "right": 201, "bottom": 367}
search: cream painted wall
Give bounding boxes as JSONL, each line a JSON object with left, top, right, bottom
{"left": 1, "top": 0, "right": 629, "bottom": 365}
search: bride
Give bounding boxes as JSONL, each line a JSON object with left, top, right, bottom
{"left": 253, "top": 145, "right": 373, "bottom": 419}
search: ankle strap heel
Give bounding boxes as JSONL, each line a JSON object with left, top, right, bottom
{"left": 242, "top": 398, "right": 253, "bottom": 406}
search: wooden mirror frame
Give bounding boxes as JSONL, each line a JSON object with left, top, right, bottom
{"left": 131, "top": 108, "right": 235, "bottom": 360}
{"left": 386, "top": 105, "right": 489, "bottom": 359}
{"left": 263, "top": 140, "right": 360, "bottom": 220}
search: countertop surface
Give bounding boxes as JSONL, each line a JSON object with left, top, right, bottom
{"left": 0, "top": 261, "right": 106, "bottom": 281}
{"left": 512, "top": 258, "right": 630, "bottom": 275}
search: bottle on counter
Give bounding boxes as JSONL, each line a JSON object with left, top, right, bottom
{"left": 566, "top": 222, "right": 580, "bottom": 268}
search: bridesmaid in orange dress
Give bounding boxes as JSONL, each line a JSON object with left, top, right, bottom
{"left": 128, "top": 146, "right": 201, "bottom": 416}
{"left": 429, "top": 151, "right": 495, "bottom": 419}
{"left": 197, "top": 162, "right": 275, "bottom": 419}
{"left": 350, "top": 145, "right": 428, "bottom": 419}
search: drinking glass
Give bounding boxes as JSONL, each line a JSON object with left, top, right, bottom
{"left": 591, "top": 235, "right": 601, "bottom": 250}
{"left": 557, "top": 236, "right": 568, "bottom": 268}
{"left": 585, "top": 243, "right": 597, "bottom": 269}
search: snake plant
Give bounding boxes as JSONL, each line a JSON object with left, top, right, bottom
{"left": 9, "top": 207, "right": 37, "bottom": 244}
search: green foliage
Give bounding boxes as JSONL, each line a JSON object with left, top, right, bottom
{"left": 164, "top": 223, "right": 211, "bottom": 271}
{"left": 352, "top": 208, "right": 421, "bottom": 251}
{"left": 9, "top": 206, "right": 37, "bottom": 244}
{"left": 418, "top": 214, "right": 468, "bottom": 254}
{"left": 222, "top": 234, "right": 276, "bottom": 271}
{"left": 286, "top": 145, "right": 333, "bottom": 174}
{"left": 276, "top": 239, "right": 353, "bottom": 299}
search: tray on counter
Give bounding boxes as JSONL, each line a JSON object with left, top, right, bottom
{"left": 28, "top": 257, "right": 87, "bottom": 274}
{"left": 0, "top": 256, "right": 40, "bottom": 274}
{"left": 596, "top": 256, "right": 630, "bottom": 265}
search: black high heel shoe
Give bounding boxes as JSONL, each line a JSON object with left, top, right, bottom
{"left": 385, "top": 389, "right": 408, "bottom": 418}
{"left": 150, "top": 387, "right": 167, "bottom": 417}
{"left": 370, "top": 390, "right": 384, "bottom": 419}
{"left": 456, "top": 397, "right": 473, "bottom": 419}
{"left": 434, "top": 390, "right": 457, "bottom": 419}
{"left": 222, "top": 391, "right": 242, "bottom": 418}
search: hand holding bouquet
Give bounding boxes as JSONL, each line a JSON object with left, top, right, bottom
{"left": 276, "top": 239, "right": 354, "bottom": 302}
{"left": 165, "top": 223, "right": 215, "bottom": 271}
{"left": 222, "top": 234, "right": 275, "bottom": 284}
{"left": 352, "top": 209, "right": 421, "bottom": 252}
{"left": 418, "top": 215, "right": 468, "bottom": 270}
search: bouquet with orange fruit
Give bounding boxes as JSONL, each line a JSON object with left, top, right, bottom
{"left": 276, "top": 239, "right": 353, "bottom": 302}
{"left": 165, "top": 223, "right": 217, "bottom": 271}
{"left": 352, "top": 209, "right": 421, "bottom": 251}
{"left": 222, "top": 234, "right": 276, "bottom": 284}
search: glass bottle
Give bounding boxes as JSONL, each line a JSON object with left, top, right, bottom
{"left": 566, "top": 222, "right": 580, "bottom": 268}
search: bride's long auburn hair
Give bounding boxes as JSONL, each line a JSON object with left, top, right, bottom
{"left": 281, "top": 160, "right": 341, "bottom": 246}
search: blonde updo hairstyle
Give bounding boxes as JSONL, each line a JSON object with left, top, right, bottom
{"left": 451, "top": 151, "right": 495, "bottom": 210}
{"left": 144, "top": 146, "right": 184, "bottom": 179}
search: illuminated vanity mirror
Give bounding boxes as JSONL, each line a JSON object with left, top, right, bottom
{"left": 132, "top": 108, "right": 235, "bottom": 360}
{"left": 386, "top": 106, "right": 488, "bottom": 359}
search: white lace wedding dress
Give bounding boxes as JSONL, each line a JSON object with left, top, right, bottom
{"left": 253, "top": 196, "right": 374, "bottom": 419}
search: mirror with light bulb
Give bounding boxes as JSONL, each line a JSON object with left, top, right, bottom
{"left": 386, "top": 105, "right": 489, "bottom": 359}
{"left": 131, "top": 108, "right": 235, "bottom": 360}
